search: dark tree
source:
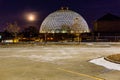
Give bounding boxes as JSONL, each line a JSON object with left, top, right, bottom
{"left": 2, "top": 30, "right": 13, "bottom": 40}
{"left": 22, "top": 26, "right": 39, "bottom": 38}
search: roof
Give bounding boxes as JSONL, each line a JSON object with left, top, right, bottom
{"left": 97, "top": 13, "right": 120, "bottom": 21}
{"left": 40, "top": 9, "right": 90, "bottom": 33}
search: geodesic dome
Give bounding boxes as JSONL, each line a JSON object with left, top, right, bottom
{"left": 40, "top": 8, "right": 89, "bottom": 33}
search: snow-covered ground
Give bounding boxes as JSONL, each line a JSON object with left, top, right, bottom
{"left": 0, "top": 43, "right": 120, "bottom": 80}
{"left": 90, "top": 57, "right": 120, "bottom": 71}
{"left": 0, "top": 54, "right": 73, "bottom": 62}
{"left": 0, "top": 42, "right": 120, "bottom": 70}
{"left": 0, "top": 46, "right": 120, "bottom": 62}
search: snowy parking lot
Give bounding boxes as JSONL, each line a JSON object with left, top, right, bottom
{"left": 0, "top": 42, "right": 120, "bottom": 80}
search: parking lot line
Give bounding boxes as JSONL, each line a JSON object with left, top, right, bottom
{"left": 57, "top": 68, "right": 105, "bottom": 80}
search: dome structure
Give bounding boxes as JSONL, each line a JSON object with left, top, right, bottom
{"left": 40, "top": 8, "right": 89, "bottom": 33}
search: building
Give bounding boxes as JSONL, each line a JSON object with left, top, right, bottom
{"left": 39, "top": 7, "right": 90, "bottom": 42}
{"left": 93, "top": 13, "right": 120, "bottom": 41}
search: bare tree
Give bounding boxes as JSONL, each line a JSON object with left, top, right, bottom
{"left": 5, "top": 22, "right": 20, "bottom": 38}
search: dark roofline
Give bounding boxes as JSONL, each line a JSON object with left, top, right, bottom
{"left": 97, "top": 13, "right": 120, "bottom": 21}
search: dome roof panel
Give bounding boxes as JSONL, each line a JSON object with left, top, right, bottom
{"left": 40, "top": 9, "right": 90, "bottom": 33}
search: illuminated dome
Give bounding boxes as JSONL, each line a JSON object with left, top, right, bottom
{"left": 40, "top": 8, "right": 89, "bottom": 33}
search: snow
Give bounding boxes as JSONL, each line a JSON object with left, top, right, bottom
{"left": 28, "top": 55, "right": 73, "bottom": 62}
{"left": 90, "top": 57, "right": 120, "bottom": 71}
{"left": 0, "top": 43, "right": 120, "bottom": 69}
{"left": 0, "top": 54, "right": 73, "bottom": 62}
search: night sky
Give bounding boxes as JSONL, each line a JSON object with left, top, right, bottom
{"left": 0, "top": 0, "right": 120, "bottom": 31}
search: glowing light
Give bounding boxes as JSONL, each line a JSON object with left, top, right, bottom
{"left": 40, "top": 9, "right": 89, "bottom": 33}
{"left": 27, "top": 14, "right": 36, "bottom": 21}
{"left": 24, "top": 12, "right": 38, "bottom": 22}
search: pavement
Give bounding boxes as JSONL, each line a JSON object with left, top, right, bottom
{"left": 0, "top": 42, "right": 120, "bottom": 80}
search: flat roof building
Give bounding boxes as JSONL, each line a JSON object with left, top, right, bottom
{"left": 94, "top": 13, "right": 120, "bottom": 33}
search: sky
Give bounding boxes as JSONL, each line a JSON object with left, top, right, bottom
{"left": 0, "top": 0, "right": 120, "bottom": 31}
